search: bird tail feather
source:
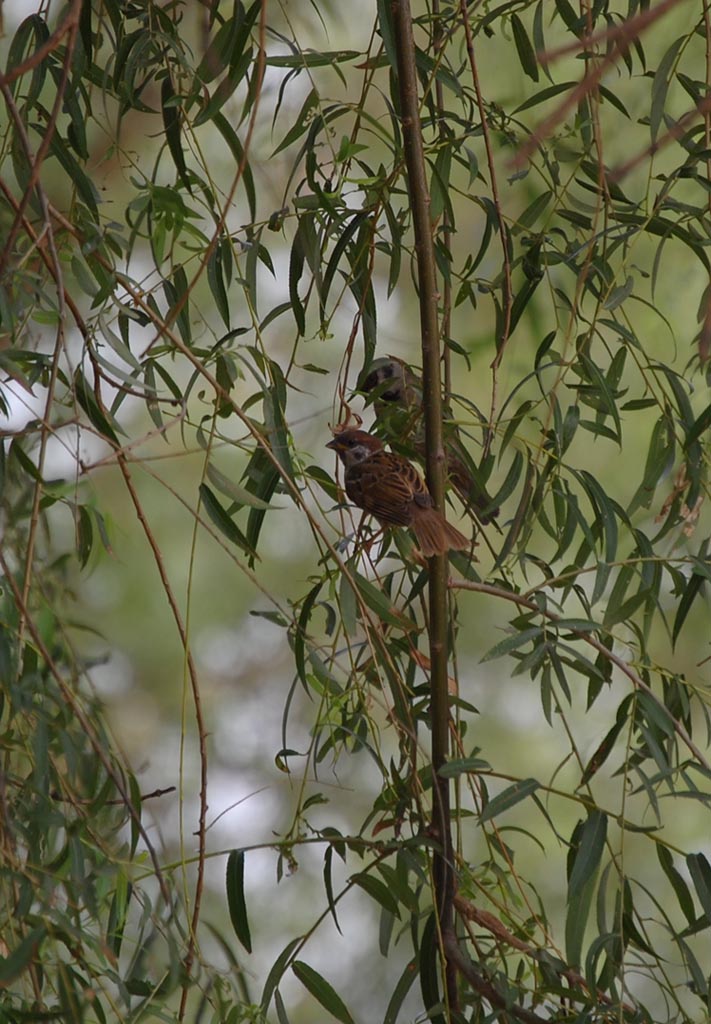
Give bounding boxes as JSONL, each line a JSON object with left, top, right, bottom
{"left": 412, "top": 509, "right": 470, "bottom": 557}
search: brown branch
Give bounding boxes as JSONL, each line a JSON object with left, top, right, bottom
{"left": 454, "top": 895, "right": 639, "bottom": 1017}
{"left": 443, "top": 935, "right": 548, "bottom": 1024}
{"left": 391, "top": 0, "right": 457, "bottom": 1013}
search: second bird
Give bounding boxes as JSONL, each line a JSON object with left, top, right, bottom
{"left": 359, "top": 356, "right": 499, "bottom": 523}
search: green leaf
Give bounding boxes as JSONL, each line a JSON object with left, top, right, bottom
{"left": 687, "top": 853, "right": 711, "bottom": 925}
{"left": 323, "top": 846, "right": 341, "bottom": 934}
{"left": 627, "top": 415, "right": 675, "bottom": 514}
{"left": 351, "top": 570, "right": 418, "bottom": 632}
{"left": 207, "top": 243, "right": 231, "bottom": 330}
{"left": 419, "top": 912, "right": 443, "bottom": 1023}
{"left": 352, "top": 872, "right": 401, "bottom": 918}
{"left": 579, "top": 695, "right": 633, "bottom": 785}
{"left": 650, "top": 37, "right": 685, "bottom": 142}
{"left": 511, "top": 14, "right": 539, "bottom": 82}
{"left": 657, "top": 845, "right": 695, "bottom": 926}
{"left": 266, "top": 50, "right": 359, "bottom": 68}
{"left": 226, "top": 850, "right": 252, "bottom": 953}
{"left": 76, "top": 505, "right": 93, "bottom": 568}
{"left": 684, "top": 401, "right": 711, "bottom": 450}
{"left": 566, "top": 812, "right": 607, "bottom": 966}
{"left": 513, "top": 81, "right": 576, "bottom": 115}
{"left": 260, "top": 938, "right": 301, "bottom": 1013}
{"left": 568, "top": 810, "right": 607, "bottom": 899}
{"left": 47, "top": 131, "right": 100, "bottom": 217}
{"left": 672, "top": 564, "right": 706, "bottom": 647}
{"left": 74, "top": 368, "right": 121, "bottom": 445}
{"left": 213, "top": 112, "right": 257, "bottom": 220}
{"left": 481, "top": 626, "right": 543, "bottom": 663}
{"left": 480, "top": 778, "right": 540, "bottom": 823}
{"left": 384, "top": 958, "right": 418, "bottom": 1024}
{"left": 161, "top": 75, "right": 190, "bottom": 191}
{"left": 438, "top": 756, "right": 489, "bottom": 778}
{"left": 292, "top": 961, "right": 355, "bottom": 1024}
{"left": 199, "top": 483, "right": 255, "bottom": 556}
{"left": 206, "top": 462, "right": 275, "bottom": 510}
{"left": 0, "top": 926, "right": 46, "bottom": 984}
{"left": 273, "top": 87, "right": 319, "bottom": 156}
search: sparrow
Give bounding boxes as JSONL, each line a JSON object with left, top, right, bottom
{"left": 358, "top": 356, "right": 499, "bottom": 523}
{"left": 326, "top": 428, "right": 470, "bottom": 557}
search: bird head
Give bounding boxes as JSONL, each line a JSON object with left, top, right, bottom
{"left": 357, "top": 356, "right": 408, "bottom": 404}
{"left": 327, "top": 428, "right": 383, "bottom": 467}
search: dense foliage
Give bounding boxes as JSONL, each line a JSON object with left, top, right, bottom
{"left": 2, "top": 1, "right": 711, "bottom": 1021}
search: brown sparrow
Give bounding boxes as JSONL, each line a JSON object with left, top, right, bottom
{"left": 358, "top": 356, "right": 499, "bottom": 523}
{"left": 326, "top": 428, "right": 470, "bottom": 557}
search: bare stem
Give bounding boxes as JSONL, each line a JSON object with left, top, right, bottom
{"left": 391, "top": 0, "right": 457, "bottom": 1013}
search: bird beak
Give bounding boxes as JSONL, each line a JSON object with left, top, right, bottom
{"left": 326, "top": 437, "right": 340, "bottom": 451}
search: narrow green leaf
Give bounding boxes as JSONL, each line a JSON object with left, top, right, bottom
{"left": 672, "top": 568, "right": 706, "bottom": 647}
{"left": 352, "top": 872, "right": 401, "bottom": 918}
{"left": 74, "top": 368, "right": 121, "bottom": 445}
{"left": 207, "top": 244, "right": 231, "bottom": 330}
{"left": 568, "top": 811, "right": 607, "bottom": 898}
{"left": 512, "top": 81, "right": 576, "bottom": 115}
{"left": 657, "top": 845, "right": 695, "bottom": 926}
{"left": 292, "top": 961, "right": 355, "bottom": 1024}
{"left": 566, "top": 812, "right": 607, "bottom": 966}
{"left": 47, "top": 131, "right": 100, "bottom": 217}
{"left": 481, "top": 626, "right": 543, "bottom": 663}
{"left": 213, "top": 112, "right": 257, "bottom": 220}
{"left": 351, "top": 571, "right": 417, "bottom": 631}
{"left": 260, "top": 938, "right": 301, "bottom": 1013}
{"left": 579, "top": 696, "right": 633, "bottom": 785}
{"left": 266, "top": 50, "right": 359, "bottom": 68}
{"left": 200, "top": 483, "right": 255, "bottom": 556}
{"left": 206, "top": 463, "right": 275, "bottom": 510}
{"left": 76, "top": 505, "right": 93, "bottom": 568}
{"left": 687, "top": 853, "right": 711, "bottom": 925}
{"left": 480, "top": 778, "right": 540, "bottom": 823}
{"left": 384, "top": 958, "right": 418, "bottom": 1024}
{"left": 438, "top": 756, "right": 489, "bottom": 778}
{"left": 323, "top": 846, "right": 341, "bottom": 934}
{"left": 650, "top": 37, "right": 685, "bottom": 141}
{"left": 0, "top": 927, "right": 46, "bottom": 984}
{"left": 273, "top": 88, "right": 319, "bottom": 156}
{"left": 518, "top": 190, "right": 552, "bottom": 229}
{"left": 419, "top": 912, "right": 443, "bottom": 1024}
{"left": 511, "top": 14, "right": 539, "bottom": 82}
{"left": 684, "top": 401, "right": 711, "bottom": 450}
{"left": 226, "top": 850, "right": 252, "bottom": 953}
{"left": 161, "top": 75, "right": 190, "bottom": 191}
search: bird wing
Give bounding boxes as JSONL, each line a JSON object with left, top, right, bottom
{"left": 346, "top": 451, "right": 428, "bottom": 526}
